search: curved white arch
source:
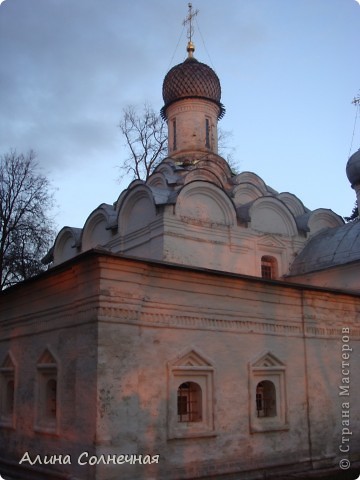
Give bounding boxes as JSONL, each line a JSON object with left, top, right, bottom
{"left": 81, "top": 204, "right": 116, "bottom": 252}
{"left": 183, "top": 168, "right": 223, "bottom": 188}
{"left": 195, "top": 155, "right": 233, "bottom": 186}
{"left": 232, "top": 171, "right": 269, "bottom": 194}
{"left": 147, "top": 172, "right": 168, "bottom": 189}
{"left": 277, "top": 192, "right": 307, "bottom": 217}
{"left": 250, "top": 197, "right": 298, "bottom": 236}
{"left": 53, "top": 227, "right": 82, "bottom": 266}
{"left": 232, "top": 182, "right": 264, "bottom": 207}
{"left": 307, "top": 208, "right": 344, "bottom": 236}
{"left": 176, "top": 181, "right": 236, "bottom": 226}
{"left": 118, "top": 185, "right": 157, "bottom": 236}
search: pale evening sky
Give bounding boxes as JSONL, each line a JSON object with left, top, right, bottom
{"left": 0, "top": 0, "right": 360, "bottom": 232}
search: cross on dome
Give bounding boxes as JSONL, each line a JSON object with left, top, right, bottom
{"left": 183, "top": 3, "right": 199, "bottom": 58}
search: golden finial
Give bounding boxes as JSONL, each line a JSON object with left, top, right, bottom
{"left": 183, "top": 3, "right": 199, "bottom": 58}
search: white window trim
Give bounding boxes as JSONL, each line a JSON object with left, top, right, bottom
{"left": 168, "top": 349, "right": 216, "bottom": 440}
{"left": 34, "top": 349, "right": 59, "bottom": 435}
{"left": 249, "top": 352, "right": 289, "bottom": 433}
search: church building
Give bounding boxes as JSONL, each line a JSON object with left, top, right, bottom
{"left": 0, "top": 9, "right": 359, "bottom": 480}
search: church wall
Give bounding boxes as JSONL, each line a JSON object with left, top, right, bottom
{"left": 95, "top": 324, "right": 310, "bottom": 480}
{"left": 1, "top": 252, "right": 358, "bottom": 479}
{"left": 160, "top": 211, "right": 301, "bottom": 279}
{"left": 300, "top": 291, "right": 360, "bottom": 467}
{"left": 92, "top": 253, "right": 360, "bottom": 480}
{"left": 0, "top": 256, "right": 101, "bottom": 480}
{"left": 119, "top": 221, "right": 165, "bottom": 261}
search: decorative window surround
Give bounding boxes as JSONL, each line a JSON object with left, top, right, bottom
{"left": 168, "top": 349, "right": 215, "bottom": 439}
{"left": 35, "top": 348, "right": 59, "bottom": 435}
{"left": 249, "top": 351, "right": 288, "bottom": 433}
{"left": 0, "top": 353, "right": 16, "bottom": 428}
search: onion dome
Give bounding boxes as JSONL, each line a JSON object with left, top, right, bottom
{"left": 346, "top": 148, "right": 360, "bottom": 187}
{"left": 161, "top": 45, "right": 225, "bottom": 120}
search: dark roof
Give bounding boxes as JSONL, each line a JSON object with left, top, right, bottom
{"left": 346, "top": 148, "right": 360, "bottom": 186}
{"left": 289, "top": 220, "right": 360, "bottom": 275}
{"left": 161, "top": 57, "right": 225, "bottom": 119}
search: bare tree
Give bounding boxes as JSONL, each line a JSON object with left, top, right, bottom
{"left": 118, "top": 104, "right": 168, "bottom": 181}
{"left": 0, "top": 150, "right": 56, "bottom": 289}
{"left": 118, "top": 104, "right": 238, "bottom": 180}
{"left": 218, "top": 127, "right": 239, "bottom": 174}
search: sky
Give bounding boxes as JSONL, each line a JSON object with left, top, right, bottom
{"left": 0, "top": 0, "right": 360, "bottom": 232}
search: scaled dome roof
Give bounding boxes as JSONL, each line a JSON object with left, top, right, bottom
{"left": 346, "top": 148, "right": 360, "bottom": 187}
{"left": 161, "top": 56, "right": 225, "bottom": 119}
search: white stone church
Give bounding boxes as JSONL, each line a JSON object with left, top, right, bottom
{"left": 0, "top": 32, "right": 359, "bottom": 480}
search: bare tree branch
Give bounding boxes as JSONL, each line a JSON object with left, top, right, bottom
{"left": 118, "top": 104, "right": 238, "bottom": 180}
{"left": 218, "top": 128, "right": 240, "bottom": 174}
{"left": 118, "top": 104, "right": 168, "bottom": 181}
{"left": 0, "top": 150, "right": 56, "bottom": 289}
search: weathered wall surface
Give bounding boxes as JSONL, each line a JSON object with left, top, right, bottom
{"left": 1, "top": 252, "right": 359, "bottom": 480}
{"left": 0, "top": 256, "right": 101, "bottom": 480}
{"left": 94, "top": 254, "right": 360, "bottom": 480}
{"left": 288, "top": 262, "right": 360, "bottom": 292}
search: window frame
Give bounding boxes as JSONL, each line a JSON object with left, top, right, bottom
{"left": 168, "top": 349, "right": 215, "bottom": 439}
{"left": 261, "top": 255, "right": 278, "bottom": 280}
{"left": 256, "top": 380, "right": 277, "bottom": 418}
{"left": 205, "top": 117, "right": 211, "bottom": 148}
{"left": 177, "top": 381, "right": 202, "bottom": 422}
{"left": 34, "top": 349, "right": 59, "bottom": 435}
{"left": 172, "top": 118, "right": 177, "bottom": 151}
{"left": 249, "top": 352, "right": 288, "bottom": 433}
{"left": 0, "top": 353, "right": 16, "bottom": 429}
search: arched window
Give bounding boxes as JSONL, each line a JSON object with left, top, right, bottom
{"left": 250, "top": 352, "right": 287, "bottom": 432}
{"left": 261, "top": 255, "right": 278, "bottom": 279}
{"left": 256, "top": 380, "right": 276, "bottom": 417}
{"left": 169, "top": 349, "right": 214, "bottom": 438}
{"left": 177, "top": 381, "right": 202, "bottom": 422}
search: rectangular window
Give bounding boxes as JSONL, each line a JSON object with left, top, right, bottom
{"left": 205, "top": 118, "right": 210, "bottom": 148}
{"left": 177, "top": 395, "right": 188, "bottom": 417}
{"left": 261, "top": 264, "right": 273, "bottom": 279}
{"left": 173, "top": 119, "right": 177, "bottom": 150}
{"left": 261, "top": 256, "right": 278, "bottom": 279}
{"left": 177, "top": 382, "right": 202, "bottom": 422}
